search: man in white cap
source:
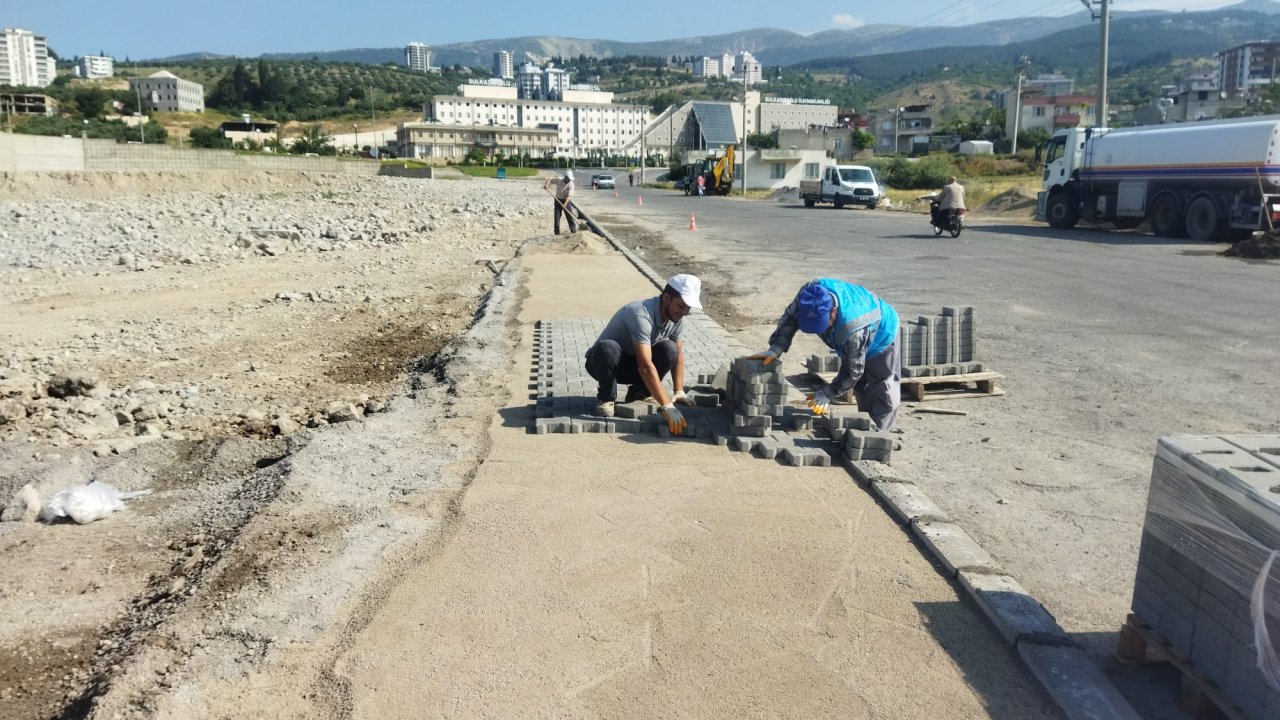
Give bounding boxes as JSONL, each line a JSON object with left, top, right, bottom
{"left": 543, "top": 169, "right": 577, "bottom": 235}
{"left": 584, "top": 274, "right": 702, "bottom": 433}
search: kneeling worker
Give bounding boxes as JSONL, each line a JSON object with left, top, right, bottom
{"left": 585, "top": 274, "right": 702, "bottom": 433}
{"left": 749, "top": 278, "right": 901, "bottom": 430}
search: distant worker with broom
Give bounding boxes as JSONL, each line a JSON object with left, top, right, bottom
{"left": 544, "top": 169, "right": 578, "bottom": 235}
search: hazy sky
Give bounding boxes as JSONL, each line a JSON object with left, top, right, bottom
{"left": 3, "top": 0, "right": 1247, "bottom": 59}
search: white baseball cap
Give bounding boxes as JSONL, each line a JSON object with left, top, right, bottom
{"left": 666, "top": 273, "right": 702, "bottom": 309}
{"left": 564, "top": 170, "right": 574, "bottom": 180}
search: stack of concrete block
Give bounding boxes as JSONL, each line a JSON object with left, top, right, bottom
{"left": 819, "top": 413, "right": 893, "bottom": 463}
{"left": 725, "top": 357, "right": 786, "bottom": 438}
{"left": 900, "top": 306, "right": 985, "bottom": 378}
{"left": 803, "top": 353, "right": 841, "bottom": 376}
{"left": 728, "top": 430, "right": 832, "bottom": 467}
{"left": 1132, "top": 435, "right": 1280, "bottom": 719}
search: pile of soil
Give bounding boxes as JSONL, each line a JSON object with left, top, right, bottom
{"left": 1224, "top": 232, "right": 1280, "bottom": 259}
{"left": 979, "top": 185, "right": 1038, "bottom": 216}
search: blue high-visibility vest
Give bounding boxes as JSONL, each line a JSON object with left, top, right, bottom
{"left": 812, "top": 278, "right": 899, "bottom": 359}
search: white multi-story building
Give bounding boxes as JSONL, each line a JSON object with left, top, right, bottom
{"left": 693, "top": 57, "right": 720, "bottom": 78}
{"left": 429, "top": 83, "right": 648, "bottom": 157}
{"left": 0, "top": 28, "right": 56, "bottom": 88}
{"left": 516, "top": 62, "right": 542, "bottom": 99}
{"left": 74, "top": 55, "right": 114, "bottom": 79}
{"left": 405, "top": 42, "right": 432, "bottom": 73}
{"left": 738, "top": 51, "right": 762, "bottom": 84}
{"left": 719, "top": 53, "right": 734, "bottom": 79}
{"left": 543, "top": 66, "right": 569, "bottom": 100}
{"left": 130, "top": 70, "right": 204, "bottom": 113}
{"left": 493, "top": 50, "right": 514, "bottom": 80}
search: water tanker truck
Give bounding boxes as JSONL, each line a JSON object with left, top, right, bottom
{"left": 1037, "top": 117, "right": 1280, "bottom": 241}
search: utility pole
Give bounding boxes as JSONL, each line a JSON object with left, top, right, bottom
{"left": 741, "top": 66, "right": 748, "bottom": 196}
{"left": 1011, "top": 73, "right": 1024, "bottom": 155}
{"left": 1081, "top": 0, "right": 1110, "bottom": 127}
{"left": 136, "top": 84, "right": 145, "bottom": 144}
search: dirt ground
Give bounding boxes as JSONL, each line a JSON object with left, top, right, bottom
{"left": 0, "top": 170, "right": 548, "bottom": 719}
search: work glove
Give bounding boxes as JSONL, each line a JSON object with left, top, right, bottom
{"left": 671, "top": 390, "right": 696, "bottom": 407}
{"left": 806, "top": 389, "right": 831, "bottom": 416}
{"left": 746, "top": 350, "right": 779, "bottom": 366}
{"left": 660, "top": 403, "right": 687, "bottom": 434}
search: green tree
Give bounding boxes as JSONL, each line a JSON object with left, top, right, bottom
{"left": 1016, "top": 127, "right": 1051, "bottom": 152}
{"left": 850, "top": 129, "right": 875, "bottom": 152}
{"left": 746, "top": 132, "right": 777, "bottom": 149}
{"left": 289, "top": 124, "right": 335, "bottom": 155}
{"left": 73, "top": 87, "right": 109, "bottom": 119}
{"left": 189, "top": 126, "right": 232, "bottom": 149}
{"left": 208, "top": 61, "right": 257, "bottom": 111}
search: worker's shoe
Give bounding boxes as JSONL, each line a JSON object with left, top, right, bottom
{"left": 623, "top": 385, "right": 651, "bottom": 403}
{"left": 595, "top": 400, "right": 615, "bottom": 417}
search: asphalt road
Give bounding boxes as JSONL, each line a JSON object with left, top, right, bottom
{"left": 581, "top": 177, "right": 1280, "bottom": 715}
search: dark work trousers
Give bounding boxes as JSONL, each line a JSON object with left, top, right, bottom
{"left": 851, "top": 336, "right": 901, "bottom": 431}
{"left": 553, "top": 198, "right": 578, "bottom": 234}
{"left": 584, "top": 339, "right": 678, "bottom": 402}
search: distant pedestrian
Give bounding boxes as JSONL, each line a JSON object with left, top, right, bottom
{"left": 628, "top": 170, "right": 634, "bottom": 187}
{"left": 696, "top": 173, "right": 705, "bottom": 198}
{"left": 543, "top": 170, "right": 578, "bottom": 235}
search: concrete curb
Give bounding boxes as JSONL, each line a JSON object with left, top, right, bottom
{"left": 845, "top": 460, "right": 1139, "bottom": 720}
{"left": 581, "top": 204, "right": 1140, "bottom": 720}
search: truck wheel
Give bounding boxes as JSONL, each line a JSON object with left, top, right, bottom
{"left": 1148, "top": 194, "right": 1187, "bottom": 237}
{"left": 804, "top": 198, "right": 815, "bottom": 208}
{"left": 834, "top": 195, "right": 845, "bottom": 209}
{"left": 1184, "top": 196, "right": 1221, "bottom": 242}
{"left": 1045, "top": 193, "right": 1079, "bottom": 229}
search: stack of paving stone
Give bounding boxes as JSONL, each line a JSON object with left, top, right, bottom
{"left": 1132, "top": 435, "right": 1280, "bottom": 718}
{"left": 818, "top": 412, "right": 893, "bottom": 463}
{"left": 725, "top": 357, "right": 786, "bottom": 438}
{"left": 899, "top": 306, "right": 984, "bottom": 378}
{"left": 801, "top": 306, "right": 984, "bottom": 380}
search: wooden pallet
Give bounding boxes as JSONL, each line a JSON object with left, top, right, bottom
{"left": 899, "top": 371, "right": 1005, "bottom": 402}
{"left": 1115, "top": 613, "right": 1248, "bottom": 720}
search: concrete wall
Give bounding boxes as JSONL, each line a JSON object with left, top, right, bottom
{"left": 0, "top": 133, "right": 376, "bottom": 174}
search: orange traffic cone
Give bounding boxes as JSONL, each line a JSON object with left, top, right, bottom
{"left": 688, "top": 213, "right": 698, "bottom": 230}
{"left": 637, "top": 195, "right": 643, "bottom": 206}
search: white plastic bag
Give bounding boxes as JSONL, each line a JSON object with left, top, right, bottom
{"left": 40, "top": 482, "right": 149, "bottom": 524}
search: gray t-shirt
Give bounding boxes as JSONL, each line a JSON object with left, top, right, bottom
{"left": 594, "top": 297, "right": 684, "bottom": 351}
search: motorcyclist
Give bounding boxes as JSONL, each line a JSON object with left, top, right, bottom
{"left": 935, "top": 176, "right": 966, "bottom": 227}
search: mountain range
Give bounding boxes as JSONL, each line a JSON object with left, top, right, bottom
{"left": 197, "top": 0, "right": 1280, "bottom": 70}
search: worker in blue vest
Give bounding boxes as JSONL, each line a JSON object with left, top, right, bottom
{"left": 749, "top": 279, "right": 901, "bottom": 430}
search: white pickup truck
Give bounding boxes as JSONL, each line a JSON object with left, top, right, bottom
{"left": 799, "top": 165, "right": 885, "bottom": 209}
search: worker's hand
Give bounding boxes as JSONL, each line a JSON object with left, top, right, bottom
{"left": 671, "top": 390, "right": 696, "bottom": 407}
{"left": 746, "top": 350, "right": 779, "bottom": 366}
{"left": 806, "top": 389, "right": 831, "bottom": 415}
{"left": 660, "top": 403, "right": 687, "bottom": 434}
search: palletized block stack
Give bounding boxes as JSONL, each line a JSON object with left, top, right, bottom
{"left": 725, "top": 357, "right": 786, "bottom": 438}
{"left": 1133, "top": 435, "right": 1280, "bottom": 719}
{"left": 899, "top": 306, "right": 984, "bottom": 378}
{"left": 819, "top": 413, "right": 893, "bottom": 463}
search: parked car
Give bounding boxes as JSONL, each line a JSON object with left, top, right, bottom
{"left": 592, "top": 173, "right": 616, "bottom": 190}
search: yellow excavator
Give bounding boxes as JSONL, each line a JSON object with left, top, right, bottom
{"left": 687, "top": 145, "right": 736, "bottom": 196}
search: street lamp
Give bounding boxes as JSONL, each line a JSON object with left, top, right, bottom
{"left": 741, "top": 68, "right": 748, "bottom": 196}
{"left": 353, "top": 124, "right": 359, "bottom": 155}
{"left": 894, "top": 106, "right": 903, "bottom": 155}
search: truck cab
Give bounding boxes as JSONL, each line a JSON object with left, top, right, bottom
{"left": 801, "top": 165, "right": 884, "bottom": 209}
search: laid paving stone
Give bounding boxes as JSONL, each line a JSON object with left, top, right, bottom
{"left": 912, "top": 521, "right": 1000, "bottom": 577}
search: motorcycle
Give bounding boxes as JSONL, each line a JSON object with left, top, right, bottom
{"left": 924, "top": 193, "right": 965, "bottom": 238}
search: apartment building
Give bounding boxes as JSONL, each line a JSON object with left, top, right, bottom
{"left": 75, "top": 55, "right": 114, "bottom": 79}
{"left": 0, "top": 28, "right": 56, "bottom": 88}
{"left": 396, "top": 122, "right": 558, "bottom": 164}
{"left": 875, "top": 104, "right": 934, "bottom": 155}
{"left": 1005, "top": 93, "right": 1095, "bottom": 139}
{"left": 405, "top": 42, "right": 433, "bottom": 73}
{"left": 493, "top": 50, "right": 514, "bottom": 80}
{"left": 1219, "top": 41, "right": 1280, "bottom": 98}
{"left": 129, "top": 70, "right": 204, "bottom": 113}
